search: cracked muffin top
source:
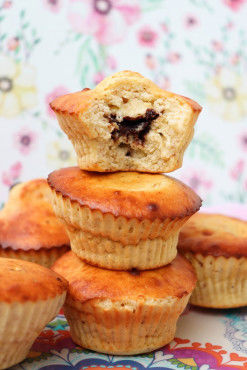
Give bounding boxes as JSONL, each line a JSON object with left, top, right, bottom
{"left": 178, "top": 213, "right": 247, "bottom": 258}
{"left": 52, "top": 251, "right": 197, "bottom": 303}
{"left": 0, "top": 179, "right": 70, "bottom": 251}
{"left": 48, "top": 167, "right": 201, "bottom": 221}
{"left": 0, "top": 257, "right": 67, "bottom": 302}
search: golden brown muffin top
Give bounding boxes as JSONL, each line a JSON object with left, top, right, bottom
{"left": 50, "top": 71, "right": 202, "bottom": 116}
{"left": 178, "top": 213, "right": 247, "bottom": 258}
{"left": 0, "top": 179, "right": 70, "bottom": 251}
{"left": 0, "top": 257, "right": 67, "bottom": 303}
{"left": 52, "top": 251, "right": 196, "bottom": 302}
{"left": 48, "top": 167, "right": 201, "bottom": 220}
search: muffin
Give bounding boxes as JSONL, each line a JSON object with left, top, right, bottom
{"left": 0, "top": 257, "right": 67, "bottom": 369}
{"left": 50, "top": 71, "right": 202, "bottom": 173}
{"left": 178, "top": 213, "right": 247, "bottom": 308}
{"left": 52, "top": 251, "right": 196, "bottom": 355}
{"left": 0, "top": 179, "right": 70, "bottom": 267}
{"left": 48, "top": 167, "right": 201, "bottom": 270}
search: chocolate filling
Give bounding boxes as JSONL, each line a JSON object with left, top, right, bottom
{"left": 109, "top": 108, "right": 159, "bottom": 144}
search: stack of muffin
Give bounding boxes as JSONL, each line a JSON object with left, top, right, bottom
{"left": 48, "top": 71, "right": 202, "bottom": 355}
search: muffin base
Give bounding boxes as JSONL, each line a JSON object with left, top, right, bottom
{"left": 64, "top": 295, "right": 190, "bottom": 355}
{"left": 51, "top": 190, "right": 188, "bottom": 245}
{"left": 67, "top": 227, "right": 178, "bottom": 270}
{"left": 0, "top": 293, "right": 66, "bottom": 369}
{"left": 184, "top": 253, "right": 247, "bottom": 308}
{"left": 0, "top": 246, "right": 69, "bottom": 268}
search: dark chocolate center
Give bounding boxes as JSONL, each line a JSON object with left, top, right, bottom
{"left": 109, "top": 108, "right": 159, "bottom": 144}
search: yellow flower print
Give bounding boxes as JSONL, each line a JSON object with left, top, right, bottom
{"left": 47, "top": 139, "right": 77, "bottom": 169}
{"left": 206, "top": 68, "right": 247, "bottom": 122}
{"left": 0, "top": 54, "right": 37, "bottom": 117}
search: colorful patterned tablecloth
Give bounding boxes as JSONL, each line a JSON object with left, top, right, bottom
{"left": 11, "top": 306, "right": 247, "bottom": 370}
{"left": 11, "top": 207, "right": 247, "bottom": 370}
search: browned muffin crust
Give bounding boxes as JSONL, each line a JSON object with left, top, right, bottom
{"left": 52, "top": 251, "right": 197, "bottom": 302}
{"left": 48, "top": 167, "right": 201, "bottom": 221}
{"left": 0, "top": 258, "right": 68, "bottom": 303}
{"left": 0, "top": 179, "right": 70, "bottom": 251}
{"left": 178, "top": 213, "right": 247, "bottom": 258}
{"left": 50, "top": 73, "right": 202, "bottom": 117}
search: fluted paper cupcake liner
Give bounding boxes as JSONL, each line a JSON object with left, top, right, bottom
{"left": 0, "top": 293, "right": 66, "bottom": 369}
{"left": 51, "top": 190, "right": 188, "bottom": 245}
{"left": 67, "top": 227, "right": 178, "bottom": 270}
{"left": 184, "top": 253, "right": 247, "bottom": 308}
{"left": 64, "top": 295, "right": 190, "bottom": 355}
{"left": 0, "top": 246, "right": 69, "bottom": 268}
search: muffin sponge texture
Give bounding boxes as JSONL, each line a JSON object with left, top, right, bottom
{"left": 50, "top": 71, "right": 202, "bottom": 173}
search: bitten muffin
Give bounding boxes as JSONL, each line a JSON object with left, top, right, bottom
{"left": 178, "top": 213, "right": 247, "bottom": 308}
{"left": 0, "top": 179, "right": 70, "bottom": 267}
{"left": 0, "top": 258, "right": 67, "bottom": 369}
{"left": 50, "top": 71, "right": 202, "bottom": 173}
{"left": 48, "top": 167, "right": 201, "bottom": 270}
{"left": 53, "top": 251, "right": 196, "bottom": 355}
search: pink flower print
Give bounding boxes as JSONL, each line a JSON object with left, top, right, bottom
{"left": 93, "top": 71, "right": 105, "bottom": 85}
{"left": 167, "top": 52, "right": 181, "bottom": 64}
{"left": 145, "top": 54, "right": 156, "bottom": 70}
{"left": 68, "top": 0, "right": 140, "bottom": 45}
{"left": 226, "top": 21, "right": 234, "bottom": 29}
{"left": 46, "top": 86, "right": 68, "bottom": 117}
{"left": 184, "top": 14, "right": 199, "bottom": 29}
{"left": 212, "top": 40, "right": 223, "bottom": 52}
{"left": 230, "top": 160, "right": 245, "bottom": 180}
{"left": 179, "top": 170, "right": 213, "bottom": 200}
{"left": 43, "top": 0, "right": 62, "bottom": 13}
{"left": 223, "top": 0, "right": 247, "bottom": 11}
{"left": 2, "top": 1, "right": 12, "bottom": 9}
{"left": 231, "top": 53, "right": 240, "bottom": 65}
{"left": 161, "top": 23, "right": 169, "bottom": 33}
{"left": 188, "top": 173, "right": 212, "bottom": 191}
{"left": 158, "top": 76, "right": 171, "bottom": 90}
{"left": 7, "top": 37, "right": 19, "bottom": 51}
{"left": 13, "top": 127, "right": 37, "bottom": 155}
{"left": 240, "top": 132, "right": 247, "bottom": 151}
{"left": 138, "top": 26, "right": 158, "bottom": 47}
{"left": 244, "top": 179, "right": 247, "bottom": 190}
{"left": 2, "top": 162, "right": 22, "bottom": 187}
{"left": 106, "top": 55, "right": 117, "bottom": 70}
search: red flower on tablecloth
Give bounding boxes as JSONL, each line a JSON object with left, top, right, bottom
{"left": 2, "top": 162, "right": 22, "bottom": 187}
{"left": 223, "top": 0, "right": 247, "bottom": 11}
{"left": 46, "top": 86, "right": 69, "bottom": 117}
{"left": 67, "top": 0, "right": 140, "bottom": 45}
{"left": 43, "top": 0, "right": 62, "bottom": 13}
{"left": 138, "top": 26, "right": 158, "bottom": 47}
{"left": 13, "top": 127, "right": 37, "bottom": 155}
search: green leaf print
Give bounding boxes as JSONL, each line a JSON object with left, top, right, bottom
{"left": 188, "top": 133, "right": 225, "bottom": 167}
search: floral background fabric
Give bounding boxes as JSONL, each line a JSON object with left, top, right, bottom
{"left": 0, "top": 0, "right": 246, "bottom": 208}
